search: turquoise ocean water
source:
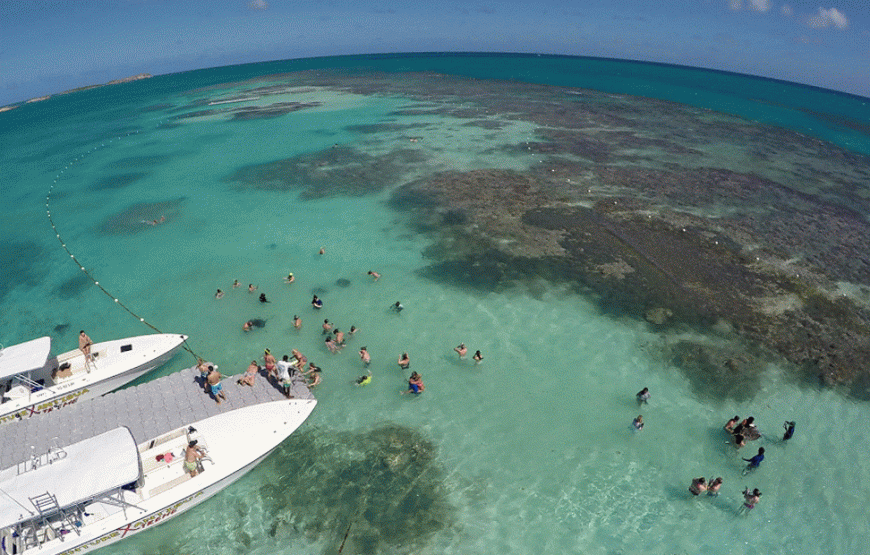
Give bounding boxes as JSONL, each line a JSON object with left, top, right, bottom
{"left": 1, "top": 54, "right": 869, "bottom": 555}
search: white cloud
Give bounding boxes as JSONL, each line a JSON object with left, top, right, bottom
{"left": 806, "top": 7, "right": 849, "bottom": 30}
{"left": 749, "top": 0, "right": 771, "bottom": 12}
{"left": 249, "top": 0, "right": 268, "bottom": 10}
{"left": 781, "top": 4, "right": 793, "bottom": 16}
{"left": 729, "top": 0, "right": 742, "bottom": 11}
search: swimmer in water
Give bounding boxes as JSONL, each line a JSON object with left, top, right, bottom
{"left": 325, "top": 336, "right": 339, "bottom": 354}
{"left": 293, "top": 315, "right": 302, "bottom": 330}
{"left": 233, "top": 279, "right": 241, "bottom": 289}
{"left": 707, "top": 477, "right": 723, "bottom": 496}
{"left": 284, "top": 272, "right": 295, "bottom": 283}
{"left": 397, "top": 352, "right": 410, "bottom": 370}
{"left": 349, "top": 325, "right": 358, "bottom": 336}
{"left": 741, "top": 488, "right": 761, "bottom": 512}
{"left": 688, "top": 477, "right": 707, "bottom": 496}
{"left": 215, "top": 289, "right": 224, "bottom": 299}
{"left": 359, "top": 346, "right": 370, "bottom": 367}
{"left": 632, "top": 415, "right": 644, "bottom": 430}
{"left": 322, "top": 319, "right": 332, "bottom": 334}
{"left": 312, "top": 295, "right": 323, "bottom": 309}
{"left": 742, "top": 447, "right": 765, "bottom": 474}
{"left": 248, "top": 284, "right": 257, "bottom": 293}
{"left": 319, "top": 247, "right": 325, "bottom": 255}
{"left": 724, "top": 415, "right": 740, "bottom": 434}
{"left": 403, "top": 371, "right": 424, "bottom": 395}
{"left": 392, "top": 301, "right": 404, "bottom": 313}
{"left": 783, "top": 421, "right": 795, "bottom": 441}
{"left": 473, "top": 350, "right": 483, "bottom": 363}
{"left": 334, "top": 329, "right": 345, "bottom": 345}
{"left": 454, "top": 343, "right": 467, "bottom": 359}
{"left": 356, "top": 369, "right": 372, "bottom": 386}
{"left": 636, "top": 387, "right": 650, "bottom": 405}
{"left": 259, "top": 293, "right": 269, "bottom": 303}
{"left": 368, "top": 270, "right": 381, "bottom": 281}
{"left": 243, "top": 321, "right": 253, "bottom": 332}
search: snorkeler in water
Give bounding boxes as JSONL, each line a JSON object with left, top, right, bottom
{"left": 783, "top": 421, "right": 795, "bottom": 441}
{"left": 259, "top": 292, "right": 269, "bottom": 303}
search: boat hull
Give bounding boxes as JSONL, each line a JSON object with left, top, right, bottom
{"left": 24, "top": 399, "right": 317, "bottom": 555}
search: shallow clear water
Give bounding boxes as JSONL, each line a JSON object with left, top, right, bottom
{"left": 1, "top": 54, "right": 869, "bottom": 555}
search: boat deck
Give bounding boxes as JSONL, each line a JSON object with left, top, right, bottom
{"left": 0, "top": 365, "right": 314, "bottom": 469}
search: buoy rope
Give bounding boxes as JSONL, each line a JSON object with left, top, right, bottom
{"left": 45, "top": 132, "right": 200, "bottom": 362}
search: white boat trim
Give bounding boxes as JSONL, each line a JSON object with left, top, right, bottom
{"left": 0, "top": 398, "right": 316, "bottom": 555}
{"left": 0, "top": 334, "right": 188, "bottom": 426}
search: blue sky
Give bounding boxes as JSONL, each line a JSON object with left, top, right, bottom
{"left": 1, "top": 0, "right": 867, "bottom": 105}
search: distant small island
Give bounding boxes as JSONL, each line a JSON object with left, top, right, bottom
{"left": 1, "top": 73, "right": 152, "bottom": 111}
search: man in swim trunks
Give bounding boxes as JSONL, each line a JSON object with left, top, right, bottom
{"left": 334, "top": 329, "right": 345, "bottom": 345}
{"left": 359, "top": 346, "right": 371, "bottom": 367}
{"left": 79, "top": 330, "right": 93, "bottom": 360}
{"left": 322, "top": 319, "right": 332, "bottom": 334}
{"left": 263, "top": 349, "right": 278, "bottom": 381}
{"left": 207, "top": 368, "right": 227, "bottom": 404}
{"left": 454, "top": 343, "right": 467, "bottom": 359}
{"left": 185, "top": 440, "right": 205, "bottom": 477}
{"left": 197, "top": 359, "right": 211, "bottom": 391}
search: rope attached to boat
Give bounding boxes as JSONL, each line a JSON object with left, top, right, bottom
{"left": 45, "top": 132, "right": 200, "bottom": 362}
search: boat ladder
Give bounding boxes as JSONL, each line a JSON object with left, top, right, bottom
{"left": 28, "top": 491, "right": 79, "bottom": 543}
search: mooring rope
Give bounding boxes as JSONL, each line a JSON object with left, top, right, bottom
{"left": 45, "top": 132, "right": 200, "bottom": 362}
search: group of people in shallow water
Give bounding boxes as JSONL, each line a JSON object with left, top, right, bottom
{"left": 210, "top": 256, "right": 486, "bottom": 397}
{"left": 631, "top": 384, "right": 794, "bottom": 513}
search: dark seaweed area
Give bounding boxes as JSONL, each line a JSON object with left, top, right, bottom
{"left": 205, "top": 69, "right": 870, "bottom": 400}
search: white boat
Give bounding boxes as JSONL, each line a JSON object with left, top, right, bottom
{"left": 0, "top": 334, "right": 187, "bottom": 426}
{"left": 0, "top": 397, "right": 316, "bottom": 555}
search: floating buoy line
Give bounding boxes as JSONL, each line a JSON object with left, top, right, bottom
{"left": 45, "top": 129, "right": 200, "bottom": 362}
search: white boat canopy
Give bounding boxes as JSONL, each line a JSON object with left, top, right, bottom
{"left": 0, "top": 337, "right": 52, "bottom": 381}
{"left": 0, "top": 427, "right": 140, "bottom": 530}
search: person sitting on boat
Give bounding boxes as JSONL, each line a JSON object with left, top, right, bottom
{"left": 185, "top": 440, "right": 206, "bottom": 477}
{"left": 79, "top": 330, "right": 93, "bottom": 360}
{"left": 238, "top": 360, "right": 260, "bottom": 387}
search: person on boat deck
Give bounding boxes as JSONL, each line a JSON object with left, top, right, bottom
{"left": 277, "top": 355, "right": 294, "bottom": 398}
{"left": 207, "top": 368, "right": 227, "bottom": 404}
{"left": 184, "top": 440, "right": 205, "bottom": 477}
{"left": 263, "top": 349, "right": 278, "bottom": 380}
{"left": 197, "top": 359, "right": 211, "bottom": 391}
{"left": 238, "top": 360, "right": 260, "bottom": 387}
{"left": 79, "top": 330, "right": 93, "bottom": 359}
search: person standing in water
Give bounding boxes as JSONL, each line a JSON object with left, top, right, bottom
{"left": 359, "top": 346, "right": 371, "bottom": 367}
{"left": 215, "top": 289, "right": 224, "bottom": 299}
{"left": 707, "top": 477, "right": 723, "bottom": 496}
{"left": 636, "top": 387, "right": 650, "bottom": 404}
{"left": 322, "top": 319, "right": 332, "bottom": 334}
{"left": 741, "top": 488, "right": 761, "bottom": 512}
{"left": 783, "top": 421, "right": 796, "bottom": 441}
{"left": 632, "top": 415, "right": 644, "bottom": 430}
{"left": 454, "top": 343, "right": 467, "bottom": 359}
{"left": 742, "top": 447, "right": 765, "bottom": 474}
{"left": 473, "top": 350, "right": 483, "bottom": 363}
{"left": 293, "top": 315, "right": 302, "bottom": 330}
{"left": 397, "top": 352, "right": 410, "bottom": 370}
{"left": 689, "top": 477, "right": 707, "bottom": 496}
{"left": 284, "top": 273, "right": 295, "bottom": 283}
